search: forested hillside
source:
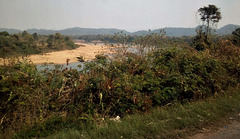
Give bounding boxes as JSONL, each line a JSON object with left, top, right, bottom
{"left": 0, "top": 24, "right": 239, "bottom": 36}
{"left": 0, "top": 31, "right": 77, "bottom": 60}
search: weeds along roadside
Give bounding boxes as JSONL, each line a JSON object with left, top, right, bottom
{"left": 0, "top": 33, "right": 240, "bottom": 138}
{"left": 46, "top": 86, "right": 240, "bottom": 139}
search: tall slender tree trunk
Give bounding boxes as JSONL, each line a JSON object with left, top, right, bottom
{"left": 207, "top": 19, "right": 210, "bottom": 36}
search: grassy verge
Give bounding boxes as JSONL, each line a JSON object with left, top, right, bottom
{"left": 40, "top": 86, "right": 240, "bottom": 139}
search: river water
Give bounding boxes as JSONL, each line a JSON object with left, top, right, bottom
{"left": 36, "top": 62, "right": 85, "bottom": 71}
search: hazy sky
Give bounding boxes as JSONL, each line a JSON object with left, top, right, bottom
{"left": 0, "top": 0, "right": 239, "bottom": 32}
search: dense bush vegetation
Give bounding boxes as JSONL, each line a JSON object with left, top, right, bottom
{"left": 0, "top": 31, "right": 77, "bottom": 60}
{"left": 231, "top": 28, "right": 240, "bottom": 47}
{"left": 0, "top": 29, "right": 240, "bottom": 138}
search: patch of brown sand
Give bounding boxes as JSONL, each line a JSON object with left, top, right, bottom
{"left": 29, "top": 43, "right": 111, "bottom": 64}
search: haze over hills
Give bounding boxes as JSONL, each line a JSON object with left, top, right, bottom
{"left": 132, "top": 24, "right": 240, "bottom": 36}
{"left": 216, "top": 24, "right": 240, "bottom": 35}
{"left": 0, "top": 24, "right": 239, "bottom": 37}
{"left": 0, "top": 28, "right": 21, "bottom": 34}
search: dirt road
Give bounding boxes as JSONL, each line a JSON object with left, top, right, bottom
{"left": 189, "top": 113, "right": 240, "bottom": 139}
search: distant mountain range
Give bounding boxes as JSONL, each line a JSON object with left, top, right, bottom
{"left": 0, "top": 28, "right": 22, "bottom": 34}
{"left": 0, "top": 24, "right": 239, "bottom": 37}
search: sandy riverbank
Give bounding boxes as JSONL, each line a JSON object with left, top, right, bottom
{"left": 0, "top": 43, "right": 112, "bottom": 65}
{"left": 31, "top": 43, "right": 112, "bottom": 64}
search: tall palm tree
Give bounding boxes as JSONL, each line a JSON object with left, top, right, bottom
{"left": 198, "top": 5, "right": 222, "bottom": 36}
